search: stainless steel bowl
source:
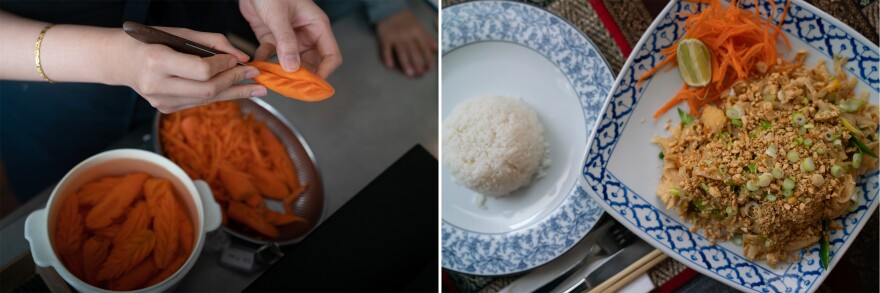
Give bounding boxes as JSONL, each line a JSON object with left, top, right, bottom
{"left": 152, "top": 98, "right": 324, "bottom": 246}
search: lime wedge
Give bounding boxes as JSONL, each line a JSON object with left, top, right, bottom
{"left": 676, "top": 38, "right": 712, "bottom": 87}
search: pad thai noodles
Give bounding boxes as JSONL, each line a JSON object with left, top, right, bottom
{"left": 654, "top": 51, "right": 879, "bottom": 266}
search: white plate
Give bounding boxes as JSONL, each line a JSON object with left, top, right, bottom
{"left": 441, "top": 1, "right": 613, "bottom": 276}
{"left": 579, "top": 0, "right": 879, "bottom": 292}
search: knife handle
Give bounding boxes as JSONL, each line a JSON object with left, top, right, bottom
{"left": 122, "top": 21, "right": 228, "bottom": 59}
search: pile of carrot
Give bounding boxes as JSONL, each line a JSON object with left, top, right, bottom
{"left": 159, "top": 101, "right": 307, "bottom": 239}
{"left": 248, "top": 61, "right": 335, "bottom": 102}
{"left": 640, "top": 0, "right": 791, "bottom": 118}
{"left": 54, "top": 172, "right": 194, "bottom": 291}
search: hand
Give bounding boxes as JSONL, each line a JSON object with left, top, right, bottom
{"left": 376, "top": 10, "right": 437, "bottom": 77}
{"left": 239, "top": 0, "right": 342, "bottom": 78}
{"left": 109, "top": 27, "right": 267, "bottom": 113}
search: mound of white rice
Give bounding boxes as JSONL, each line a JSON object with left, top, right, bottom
{"left": 443, "top": 95, "right": 548, "bottom": 196}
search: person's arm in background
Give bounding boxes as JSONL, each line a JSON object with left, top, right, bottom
{"left": 0, "top": 10, "right": 266, "bottom": 113}
{"left": 367, "top": 0, "right": 437, "bottom": 77}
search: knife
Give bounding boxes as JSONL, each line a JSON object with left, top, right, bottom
{"left": 122, "top": 21, "right": 246, "bottom": 66}
{"left": 557, "top": 240, "right": 654, "bottom": 293}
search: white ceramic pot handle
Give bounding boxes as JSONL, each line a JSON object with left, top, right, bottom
{"left": 194, "top": 180, "right": 222, "bottom": 232}
{"left": 25, "top": 209, "right": 55, "bottom": 267}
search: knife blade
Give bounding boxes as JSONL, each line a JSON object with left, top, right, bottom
{"left": 557, "top": 240, "right": 654, "bottom": 293}
{"left": 122, "top": 21, "right": 246, "bottom": 66}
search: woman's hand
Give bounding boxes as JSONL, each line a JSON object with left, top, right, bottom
{"left": 238, "top": 0, "right": 342, "bottom": 78}
{"left": 376, "top": 10, "right": 437, "bottom": 77}
{"left": 108, "top": 27, "right": 267, "bottom": 113}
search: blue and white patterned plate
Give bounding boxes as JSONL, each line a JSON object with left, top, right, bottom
{"left": 441, "top": 1, "right": 612, "bottom": 275}
{"left": 579, "top": 0, "right": 878, "bottom": 292}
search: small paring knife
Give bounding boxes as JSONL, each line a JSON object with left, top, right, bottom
{"left": 122, "top": 21, "right": 246, "bottom": 66}
{"left": 559, "top": 240, "right": 655, "bottom": 293}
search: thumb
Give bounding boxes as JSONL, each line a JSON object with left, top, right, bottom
{"left": 266, "top": 15, "right": 301, "bottom": 72}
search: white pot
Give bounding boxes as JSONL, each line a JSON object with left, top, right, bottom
{"left": 24, "top": 149, "right": 223, "bottom": 292}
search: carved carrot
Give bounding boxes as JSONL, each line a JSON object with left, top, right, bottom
{"left": 62, "top": 251, "right": 86, "bottom": 281}
{"left": 227, "top": 202, "right": 279, "bottom": 238}
{"left": 218, "top": 164, "right": 258, "bottom": 201}
{"left": 267, "top": 210, "right": 307, "bottom": 226}
{"left": 86, "top": 172, "right": 150, "bottom": 229}
{"left": 251, "top": 166, "right": 288, "bottom": 200}
{"left": 94, "top": 224, "right": 121, "bottom": 239}
{"left": 97, "top": 229, "right": 155, "bottom": 281}
{"left": 177, "top": 205, "right": 194, "bottom": 255}
{"left": 144, "top": 179, "right": 180, "bottom": 269}
{"left": 108, "top": 258, "right": 158, "bottom": 291}
{"left": 77, "top": 176, "right": 121, "bottom": 207}
{"left": 248, "top": 61, "right": 335, "bottom": 102}
{"left": 145, "top": 253, "right": 187, "bottom": 287}
{"left": 55, "top": 194, "right": 84, "bottom": 255}
{"left": 113, "top": 201, "right": 151, "bottom": 247}
{"left": 82, "top": 236, "right": 111, "bottom": 285}
{"left": 257, "top": 124, "right": 302, "bottom": 192}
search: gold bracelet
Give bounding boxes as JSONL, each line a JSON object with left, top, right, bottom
{"left": 35, "top": 23, "right": 55, "bottom": 83}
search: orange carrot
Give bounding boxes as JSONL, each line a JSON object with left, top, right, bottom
{"left": 76, "top": 176, "right": 121, "bottom": 207}
{"left": 61, "top": 251, "right": 86, "bottom": 280}
{"left": 108, "top": 258, "right": 158, "bottom": 291}
{"left": 97, "top": 229, "right": 155, "bottom": 281}
{"left": 86, "top": 172, "right": 150, "bottom": 229}
{"left": 267, "top": 210, "right": 307, "bottom": 226}
{"left": 114, "top": 201, "right": 151, "bottom": 247}
{"left": 245, "top": 193, "right": 264, "bottom": 208}
{"left": 227, "top": 202, "right": 279, "bottom": 238}
{"left": 55, "top": 194, "right": 84, "bottom": 255}
{"left": 145, "top": 253, "right": 187, "bottom": 287}
{"left": 177, "top": 205, "right": 194, "bottom": 255}
{"left": 82, "top": 236, "right": 111, "bottom": 284}
{"left": 218, "top": 164, "right": 258, "bottom": 201}
{"left": 94, "top": 224, "right": 121, "bottom": 239}
{"left": 251, "top": 166, "right": 289, "bottom": 200}
{"left": 639, "top": 0, "right": 791, "bottom": 118}
{"left": 248, "top": 61, "right": 335, "bottom": 102}
{"left": 144, "top": 179, "right": 180, "bottom": 269}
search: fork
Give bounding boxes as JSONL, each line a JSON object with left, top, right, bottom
{"left": 536, "top": 221, "right": 637, "bottom": 292}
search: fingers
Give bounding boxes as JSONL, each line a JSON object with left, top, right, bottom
{"left": 393, "top": 44, "right": 413, "bottom": 77}
{"left": 415, "top": 36, "right": 435, "bottom": 71}
{"left": 254, "top": 43, "right": 276, "bottom": 61}
{"left": 160, "top": 51, "right": 240, "bottom": 82}
{"left": 147, "top": 65, "right": 265, "bottom": 112}
{"left": 381, "top": 39, "right": 395, "bottom": 69}
{"left": 313, "top": 24, "right": 342, "bottom": 78}
{"left": 265, "top": 14, "right": 301, "bottom": 72}
{"left": 406, "top": 40, "right": 426, "bottom": 76}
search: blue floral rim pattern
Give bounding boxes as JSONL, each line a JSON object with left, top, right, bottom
{"left": 579, "top": 0, "right": 879, "bottom": 292}
{"left": 441, "top": 1, "right": 613, "bottom": 275}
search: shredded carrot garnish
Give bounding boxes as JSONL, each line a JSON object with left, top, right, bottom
{"left": 641, "top": 0, "right": 791, "bottom": 118}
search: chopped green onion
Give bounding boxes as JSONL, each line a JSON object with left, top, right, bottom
{"left": 765, "top": 194, "right": 777, "bottom": 202}
{"left": 765, "top": 145, "right": 778, "bottom": 158}
{"left": 801, "top": 158, "right": 816, "bottom": 172}
{"left": 799, "top": 196, "right": 807, "bottom": 202}
{"left": 852, "top": 153, "right": 862, "bottom": 168}
{"left": 726, "top": 205, "right": 736, "bottom": 216}
{"left": 712, "top": 210, "right": 724, "bottom": 219}
{"left": 772, "top": 167, "right": 784, "bottom": 179}
{"left": 850, "top": 136, "right": 878, "bottom": 158}
{"left": 760, "top": 120, "right": 772, "bottom": 130}
{"left": 794, "top": 137, "right": 804, "bottom": 146}
{"left": 847, "top": 200, "right": 859, "bottom": 212}
{"left": 803, "top": 123, "right": 815, "bottom": 130}
{"left": 693, "top": 198, "right": 705, "bottom": 211}
{"left": 839, "top": 117, "right": 864, "bottom": 137}
{"left": 669, "top": 187, "right": 682, "bottom": 197}
{"left": 659, "top": 152, "right": 665, "bottom": 159}
{"left": 823, "top": 131, "right": 838, "bottom": 142}
{"left": 791, "top": 112, "right": 807, "bottom": 126}
{"left": 802, "top": 97, "right": 809, "bottom": 105}
{"left": 725, "top": 107, "right": 743, "bottom": 120}
{"left": 831, "top": 165, "right": 845, "bottom": 177}
{"left": 731, "top": 119, "right": 743, "bottom": 127}
{"left": 748, "top": 163, "right": 757, "bottom": 173}
{"left": 733, "top": 234, "right": 743, "bottom": 246}
{"left": 787, "top": 150, "right": 800, "bottom": 163}
{"left": 804, "top": 138, "right": 813, "bottom": 147}
{"left": 833, "top": 139, "right": 843, "bottom": 148}
{"left": 817, "top": 147, "right": 826, "bottom": 155}
{"left": 700, "top": 182, "right": 709, "bottom": 192}
{"left": 782, "top": 177, "right": 796, "bottom": 190}
{"left": 678, "top": 108, "right": 695, "bottom": 125}
{"left": 839, "top": 98, "right": 865, "bottom": 112}
{"left": 758, "top": 173, "right": 773, "bottom": 187}
{"left": 746, "top": 179, "right": 759, "bottom": 191}
{"left": 783, "top": 189, "right": 793, "bottom": 198}
{"left": 820, "top": 220, "right": 830, "bottom": 269}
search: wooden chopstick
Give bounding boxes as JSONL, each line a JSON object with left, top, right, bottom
{"left": 587, "top": 249, "right": 668, "bottom": 293}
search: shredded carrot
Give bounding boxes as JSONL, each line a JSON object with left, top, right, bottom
{"left": 640, "top": 0, "right": 791, "bottom": 118}
{"left": 159, "top": 101, "right": 309, "bottom": 240}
